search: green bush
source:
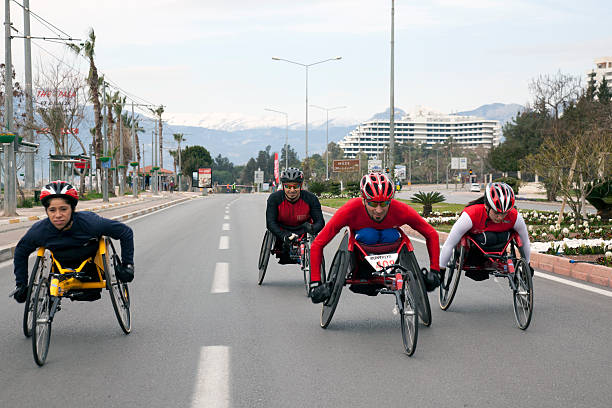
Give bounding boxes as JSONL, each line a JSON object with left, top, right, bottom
{"left": 344, "top": 181, "right": 360, "bottom": 198}
{"left": 493, "top": 176, "right": 521, "bottom": 193}
{"left": 18, "top": 197, "right": 37, "bottom": 208}
{"left": 308, "top": 181, "right": 325, "bottom": 196}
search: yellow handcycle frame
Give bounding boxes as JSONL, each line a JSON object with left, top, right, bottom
{"left": 46, "top": 238, "right": 108, "bottom": 297}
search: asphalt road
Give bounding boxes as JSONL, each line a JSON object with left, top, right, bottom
{"left": 1, "top": 194, "right": 611, "bottom": 407}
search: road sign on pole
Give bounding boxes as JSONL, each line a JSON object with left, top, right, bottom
{"left": 254, "top": 170, "right": 264, "bottom": 184}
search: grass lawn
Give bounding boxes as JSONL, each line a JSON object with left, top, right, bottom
{"left": 319, "top": 197, "right": 465, "bottom": 215}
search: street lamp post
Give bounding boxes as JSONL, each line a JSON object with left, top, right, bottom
{"left": 264, "top": 108, "right": 289, "bottom": 170}
{"left": 310, "top": 105, "right": 346, "bottom": 180}
{"left": 271, "top": 56, "right": 341, "bottom": 177}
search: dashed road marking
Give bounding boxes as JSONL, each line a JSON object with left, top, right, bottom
{"left": 211, "top": 263, "right": 229, "bottom": 293}
{"left": 224, "top": 215, "right": 230, "bottom": 220}
{"left": 222, "top": 223, "right": 230, "bottom": 231}
{"left": 191, "top": 346, "right": 229, "bottom": 408}
{"left": 219, "top": 236, "right": 229, "bottom": 249}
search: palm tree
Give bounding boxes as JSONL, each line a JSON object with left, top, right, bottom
{"left": 411, "top": 191, "right": 446, "bottom": 217}
{"left": 68, "top": 29, "right": 102, "bottom": 169}
{"left": 152, "top": 106, "right": 164, "bottom": 168}
{"left": 173, "top": 133, "right": 185, "bottom": 190}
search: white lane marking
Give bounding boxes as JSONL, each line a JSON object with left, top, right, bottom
{"left": 219, "top": 236, "right": 229, "bottom": 249}
{"left": 222, "top": 223, "right": 230, "bottom": 231}
{"left": 211, "top": 263, "right": 229, "bottom": 293}
{"left": 224, "top": 215, "right": 230, "bottom": 220}
{"left": 322, "top": 210, "right": 612, "bottom": 297}
{"left": 535, "top": 272, "right": 612, "bottom": 298}
{"left": 225, "top": 209, "right": 229, "bottom": 214}
{"left": 191, "top": 346, "right": 230, "bottom": 408}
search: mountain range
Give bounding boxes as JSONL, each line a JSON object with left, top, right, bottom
{"left": 11, "top": 102, "right": 523, "bottom": 168}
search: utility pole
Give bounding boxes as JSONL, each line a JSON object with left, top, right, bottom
{"left": 3, "top": 0, "right": 18, "bottom": 216}
{"left": 177, "top": 136, "right": 183, "bottom": 191}
{"left": 131, "top": 102, "right": 137, "bottom": 197}
{"left": 102, "top": 82, "right": 109, "bottom": 202}
{"left": 23, "top": 0, "right": 35, "bottom": 188}
{"left": 119, "top": 112, "right": 124, "bottom": 195}
{"left": 388, "top": 0, "right": 396, "bottom": 177}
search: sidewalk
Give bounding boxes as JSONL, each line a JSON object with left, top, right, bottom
{"left": 0, "top": 191, "right": 199, "bottom": 262}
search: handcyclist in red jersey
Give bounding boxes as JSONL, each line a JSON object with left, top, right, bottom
{"left": 439, "top": 182, "right": 532, "bottom": 280}
{"left": 266, "top": 168, "right": 325, "bottom": 264}
{"left": 308, "top": 172, "right": 441, "bottom": 303}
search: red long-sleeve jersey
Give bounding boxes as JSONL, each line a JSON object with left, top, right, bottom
{"left": 310, "top": 198, "right": 440, "bottom": 282}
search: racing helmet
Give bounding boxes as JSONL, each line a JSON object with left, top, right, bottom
{"left": 485, "top": 182, "right": 515, "bottom": 213}
{"left": 360, "top": 172, "right": 395, "bottom": 201}
{"left": 40, "top": 180, "right": 79, "bottom": 208}
{"left": 280, "top": 168, "right": 304, "bottom": 184}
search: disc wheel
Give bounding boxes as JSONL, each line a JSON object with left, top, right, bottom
{"left": 320, "top": 234, "right": 350, "bottom": 329}
{"left": 399, "top": 248, "right": 431, "bottom": 327}
{"left": 302, "top": 241, "right": 311, "bottom": 296}
{"left": 31, "top": 278, "right": 52, "bottom": 367}
{"left": 258, "top": 230, "right": 274, "bottom": 285}
{"left": 400, "top": 270, "right": 419, "bottom": 356}
{"left": 105, "top": 239, "right": 131, "bottom": 334}
{"left": 512, "top": 258, "right": 534, "bottom": 330}
{"left": 23, "top": 252, "right": 48, "bottom": 338}
{"left": 439, "top": 245, "right": 464, "bottom": 311}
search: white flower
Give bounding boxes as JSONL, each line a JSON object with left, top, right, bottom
{"left": 549, "top": 225, "right": 556, "bottom": 231}
{"left": 528, "top": 225, "right": 533, "bottom": 232}
{"left": 542, "top": 232, "right": 547, "bottom": 238}
{"left": 606, "top": 251, "right": 612, "bottom": 259}
{"left": 569, "top": 224, "right": 575, "bottom": 231}
{"left": 597, "top": 215, "right": 601, "bottom": 221}
{"left": 562, "top": 228, "right": 569, "bottom": 235}
{"left": 583, "top": 221, "right": 589, "bottom": 227}
{"left": 584, "top": 228, "right": 590, "bottom": 235}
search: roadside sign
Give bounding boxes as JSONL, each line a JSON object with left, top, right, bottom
{"left": 459, "top": 157, "right": 467, "bottom": 170}
{"left": 332, "top": 159, "right": 360, "bottom": 173}
{"left": 368, "top": 159, "right": 382, "bottom": 173}
{"left": 198, "top": 168, "right": 212, "bottom": 188}
{"left": 451, "top": 157, "right": 467, "bottom": 170}
{"left": 102, "top": 159, "right": 111, "bottom": 169}
{"left": 394, "top": 165, "right": 406, "bottom": 180}
{"left": 254, "top": 170, "right": 264, "bottom": 184}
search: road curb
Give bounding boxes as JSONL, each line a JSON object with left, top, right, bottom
{"left": 321, "top": 205, "right": 612, "bottom": 290}
{"left": 0, "top": 196, "right": 194, "bottom": 263}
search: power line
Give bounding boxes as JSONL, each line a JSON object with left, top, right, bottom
{"left": 12, "top": 0, "right": 72, "bottom": 39}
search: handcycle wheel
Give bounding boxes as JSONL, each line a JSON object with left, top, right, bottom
{"left": 23, "top": 251, "right": 49, "bottom": 338}
{"left": 105, "top": 238, "right": 131, "bottom": 334}
{"left": 258, "top": 230, "right": 275, "bottom": 285}
{"left": 302, "top": 241, "right": 311, "bottom": 296}
{"left": 512, "top": 258, "right": 534, "bottom": 330}
{"left": 400, "top": 269, "right": 419, "bottom": 356}
{"left": 439, "top": 245, "right": 464, "bottom": 311}
{"left": 320, "top": 234, "right": 350, "bottom": 329}
{"left": 399, "top": 248, "right": 431, "bottom": 327}
{"left": 31, "top": 278, "right": 52, "bottom": 366}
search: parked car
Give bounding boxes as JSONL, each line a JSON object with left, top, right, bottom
{"left": 470, "top": 183, "right": 481, "bottom": 192}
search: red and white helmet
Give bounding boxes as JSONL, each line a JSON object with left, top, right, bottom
{"left": 40, "top": 180, "right": 79, "bottom": 208}
{"left": 485, "top": 182, "right": 515, "bottom": 213}
{"left": 360, "top": 172, "right": 395, "bottom": 201}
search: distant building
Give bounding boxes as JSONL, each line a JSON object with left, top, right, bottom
{"left": 338, "top": 110, "right": 501, "bottom": 159}
{"left": 587, "top": 57, "right": 612, "bottom": 90}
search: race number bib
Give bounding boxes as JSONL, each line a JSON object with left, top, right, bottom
{"left": 365, "top": 253, "right": 398, "bottom": 272}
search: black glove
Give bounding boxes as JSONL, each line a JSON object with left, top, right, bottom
{"left": 310, "top": 281, "right": 330, "bottom": 304}
{"left": 529, "top": 264, "right": 534, "bottom": 277}
{"left": 423, "top": 268, "right": 441, "bottom": 292}
{"left": 116, "top": 263, "right": 134, "bottom": 283}
{"left": 12, "top": 284, "right": 28, "bottom": 303}
{"left": 302, "top": 222, "right": 314, "bottom": 235}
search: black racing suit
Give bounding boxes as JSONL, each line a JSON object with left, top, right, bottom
{"left": 265, "top": 190, "right": 325, "bottom": 264}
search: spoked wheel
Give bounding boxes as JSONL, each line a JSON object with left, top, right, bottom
{"left": 321, "top": 234, "right": 350, "bottom": 329}
{"left": 31, "top": 278, "right": 52, "bottom": 366}
{"left": 399, "top": 248, "right": 431, "bottom": 327}
{"left": 105, "top": 239, "right": 131, "bottom": 334}
{"left": 23, "top": 252, "right": 49, "bottom": 338}
{"left": 302, "top": 241, "right": 311, "bottom": 296}
{"left": 400, "top": 270, "right": 419, "bottom": 356}
{"left": 512, "top": 258, "right": 534, "bottom": 330}
{"left": 439, "top": 246, "right": 464, "bottom": 311}
{"left": 258, "top": 230, "right": 275, "bottom": 285}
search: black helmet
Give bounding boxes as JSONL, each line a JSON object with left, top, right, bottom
{"left": 280, "top": 168, "right": 304, "bottom": 184}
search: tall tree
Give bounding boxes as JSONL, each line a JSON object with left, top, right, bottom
{"left": 68, "top": 29, "right": 103, "bottom": 170}
{"left": 181, "top": 145, "right": 212, "bottom": 180}
{"left": 598, "top": 76, "right": 611, "bottom": 104}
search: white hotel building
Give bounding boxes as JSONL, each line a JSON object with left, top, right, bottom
{"left": 587, "top": 57, "right": 612, "bottom": 91}
{"left": 338, "top": 110, "right": 502, "bottom": 159}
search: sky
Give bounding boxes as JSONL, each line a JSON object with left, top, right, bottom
{"left": 4, "top": 0, "right": 612, "bottom": 130}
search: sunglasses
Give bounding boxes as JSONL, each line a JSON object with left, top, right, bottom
{"left": 366, "top": 200, "right": 391, "bottom": 208}
{"left": 283, "top": 184, "right": 301, "bottom": 190}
